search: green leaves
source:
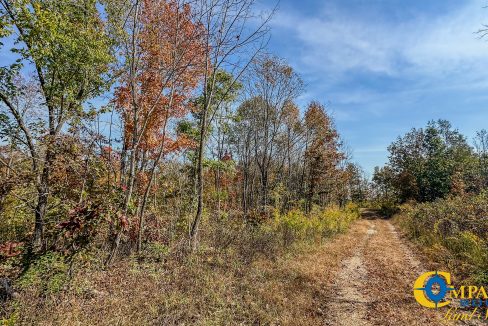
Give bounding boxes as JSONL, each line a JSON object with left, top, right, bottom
{"left": 0, "top": 10, "right": 12, "bottom": 43}
{"left": 0, "top": 61, "right": 21, "bottom": 97}
{"left": 209, "top": 70, "right": 242, "bottom": 105}
{"left": 3, "top": 0, "right": 114, "bottom": 116}
{"left": 380, "top": 119, "right": 476, "bottom": 202}
{"left": 194, "top": 70, "right": 242, "bottom": 118}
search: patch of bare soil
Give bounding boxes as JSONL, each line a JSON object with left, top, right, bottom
{"left": 314, "top": 213, "right": 487, "bottom": 326}
{"left": 317, "top": 213, "right": 488, "bottom": 326}
{"left": 323, "top": 220, "right": 373, "bottom": 326}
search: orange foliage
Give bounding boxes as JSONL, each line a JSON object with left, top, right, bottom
{"left": 304, "top": 102, "right": 345, "bottom": 190}
{"left": 115, "top": 0, "right": 207, "bottom": 151}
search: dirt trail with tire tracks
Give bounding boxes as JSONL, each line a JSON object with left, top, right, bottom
{"left": 313, "top": 210, "right": 484, "bottom": 325}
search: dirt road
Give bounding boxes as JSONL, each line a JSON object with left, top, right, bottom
{"left": 306, "top": 210, "right": 485, "bottom": 326}
{"left": 18, "top": 210, "right": 485, "bottom": 325}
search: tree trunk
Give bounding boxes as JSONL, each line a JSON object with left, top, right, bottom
{"left": 32, "top": 148, "right": 55, "bottom": 251}
{"left": 137, "top": 131, "right": 167, "bottom": 253}
{"left": 190, "top": 105, "right": 207, "bottom": 247}
{"left": 307, "top": 176, "right": 315, "bottom": 214}
{"left": 260, "top": 166, "right": 268, "bottom": 209}
{"left": 106, "top": 146, "right": 137, "bottom": 265}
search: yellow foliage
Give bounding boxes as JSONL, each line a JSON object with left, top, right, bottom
{"left": 395, "top": 193, "right": 488, "bottom": 284}
{"left": 269, "top": 203, "right": 359, "bottom": 245}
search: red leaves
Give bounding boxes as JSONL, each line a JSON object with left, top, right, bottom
{"left": 57, "top": 204, "right": 102, "bottom": 238}
{"left": 119, "top": 213, "right": 129, "bottom": 231}
{"left": 0, "top": 242, "right": 23, "bottom": 258}
{"left": 115, "top": 0, "right": 207, "bottom": 152}
{"left": 221, "top": 152, "right": 232, "bottom": 161}
{"left": 166, "top": 134, "right": 197, "bottom": 152}
{"left": 58, "top": 218, "right": 82, "bottom": 232}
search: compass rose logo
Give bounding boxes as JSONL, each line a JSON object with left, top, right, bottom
{"left": 413, "top": 271, "right": 454, "bottom": 308}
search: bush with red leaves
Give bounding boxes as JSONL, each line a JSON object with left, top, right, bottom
{"left": 0, "top": 241, "right": 23, "bottom": 258}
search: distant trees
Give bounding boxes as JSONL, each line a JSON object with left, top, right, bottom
{"left": 373, "top": 120, "right": 483, "bottom": 203}
{"left": 345, "top": 163, "right": 369, "bottom": 203}
{"left": 230, "top": 84, "right": 351, "bottom": 215}
{"left": 241, "top": 56, "right": 303, "bottom": 210}
{"left": 372, "top": 166, "right": 395, "bottom": 200}
{"left": 474, "top": 129, "right": 488, "bottom": 189}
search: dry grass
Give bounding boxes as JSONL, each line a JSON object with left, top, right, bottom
{"left": 8, "top": 243, "right": 341, "bottom": 325}
{"left": 2, "top": 207, "right": 360, "bottom": 325}
{"left": 393, "top": 194, "right": 488, "bottom": 285}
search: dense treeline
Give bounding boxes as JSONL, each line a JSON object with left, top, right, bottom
{"left": 373, "top": 120, "right": 488, "bottom": 203}
{"left": 0, "top": 0, "right": 364, "bottom": 269}
{"left": 372, "top": 120, "right": 488, "bottom": 285}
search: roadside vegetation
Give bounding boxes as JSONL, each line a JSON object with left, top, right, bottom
{"left": 396, "top": 194, "right": 488, "bottom": 285}
{"left": 1, "top": 204, "right": 359, "bottom": 324}
{"left": 0, "top": 0, "right": 366, "bottom": 324}
{"left": 372, "top": 121, "right": 488, "bottom": 285}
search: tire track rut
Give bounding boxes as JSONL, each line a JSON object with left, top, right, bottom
{"left": 323, "top": 211, "right": 462, "bottom": 325}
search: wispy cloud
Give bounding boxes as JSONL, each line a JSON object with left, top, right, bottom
{"left": 271, "top": 1, "right": 488, "bottom": 80}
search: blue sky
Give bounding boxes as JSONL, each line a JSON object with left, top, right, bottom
{"left": 1, "top": 0, "right": 487, "bottom": 175}
{"left": 260, "top": 0, "right": 488, "bottom": 175}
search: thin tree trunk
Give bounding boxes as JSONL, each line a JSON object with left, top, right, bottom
{"left": 190, "top": 104, "right": 208, "bottom": 247}
{"left": 106, "top": 0, "right": 140, "bottom": 266}
{"left": 32, "top": 147, "right": 55, "bottom": 251}
{"left": 106, "top": 145, "right": 137, "bottom": 265}
{"left": 136, "top": 121, "right": 168, "bottom": 253}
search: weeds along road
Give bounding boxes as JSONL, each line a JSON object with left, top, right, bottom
{"left": 20, "top": 210, "right": 486, "bottom": 325}
{"left": 311, "top": 210, "right": 483, "bottom": 326}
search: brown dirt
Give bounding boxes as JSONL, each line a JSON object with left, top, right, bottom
{"left": 314, "top": 211, "right": 486, "bottom": 326}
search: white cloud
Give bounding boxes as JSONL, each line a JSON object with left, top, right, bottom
{"left": 265, "top": 0, "right": 488, "bottom": 174}
{"left": 405, "top": 2, "right": 488, "bottom": 75}
{"left": 271, "top": 1, "right": 488, "bottom": 79}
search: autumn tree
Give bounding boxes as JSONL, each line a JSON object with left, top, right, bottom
{"left": 106, "top": 0, "right": 207, "bottom": 262}
{"left": 303, "top": 102, "right": 343, "bottom": 212}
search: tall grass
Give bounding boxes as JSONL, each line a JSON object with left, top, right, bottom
{"left": 396, "top": 193, "right": 488, "bottom": 284}
{"left": 1, "top": 204, "right": 360, "bottom": 325}
{"left": 270, "top": 203, "right": 359, "bottom": 246}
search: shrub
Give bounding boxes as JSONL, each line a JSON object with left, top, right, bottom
{"left": 396, "top": 193, "right": 488, "bottom": 284}
{"left": 270, "top": 204, "right": 359, "bottom": 247}
{"left": 378, "top": 201, "right": 400, "bottom": 218}
{"left": 17, "top": 252, "right": 70, "bottom": 296}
